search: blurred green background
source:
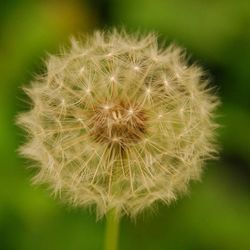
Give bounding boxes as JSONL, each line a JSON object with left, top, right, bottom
{"left": 0, "top": 1, "right": 250, "bottom": 250}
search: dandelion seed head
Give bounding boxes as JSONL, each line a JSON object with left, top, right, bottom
{"left": 17, "top": 30, "right": 219, "bottom": 218}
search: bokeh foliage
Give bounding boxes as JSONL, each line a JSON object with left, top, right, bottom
{"left": 0, "top": 1, "right": 249, "bottom": 250}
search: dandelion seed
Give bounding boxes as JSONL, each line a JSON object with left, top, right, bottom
{"left": 146, "top": 88, "right": 151, "bottom": 94}
{"left": 164, "top": 79, "right": 169, "bottom": 87}
{"left": 17, "top": 30, "right": 219, "bottom": 218}
{"left": 133, "top": 65, "right": 140, "bottom": 71}
{"left": 128, "top": 108, "right": 134, "bottom": 115}
{"left": 106, "top": 52, "right": 113, "bottom": 57}
{"left": 79, "top": 67, "right": 85, "bottom": 74}
{"left": 110, "top": 76, "right": 116, "bottom": 82}
{"left": 85, "top": 87, "right": 91, "bottom": 94}
{"left": 103, "top": 104, "right": 111, "bottom": 110}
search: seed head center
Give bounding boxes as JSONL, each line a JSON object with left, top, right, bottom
{"left": 88, "top": 101, "right": 147, "bottom": 147}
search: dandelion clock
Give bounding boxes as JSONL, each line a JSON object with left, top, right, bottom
{"left": 17, "top": 30, "right": 219, "bottom": 250}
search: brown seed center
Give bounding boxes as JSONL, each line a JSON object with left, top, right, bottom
{"left": 88, "top": 101, "right": 147, "bottom": 147}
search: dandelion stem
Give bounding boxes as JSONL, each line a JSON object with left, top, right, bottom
{"left": 104, "top": 209, "right": 120, "bottom": 250}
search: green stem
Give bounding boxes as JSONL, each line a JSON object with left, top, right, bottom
{"left": 104, "top": 209, "right": 120, "bottom": 250}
